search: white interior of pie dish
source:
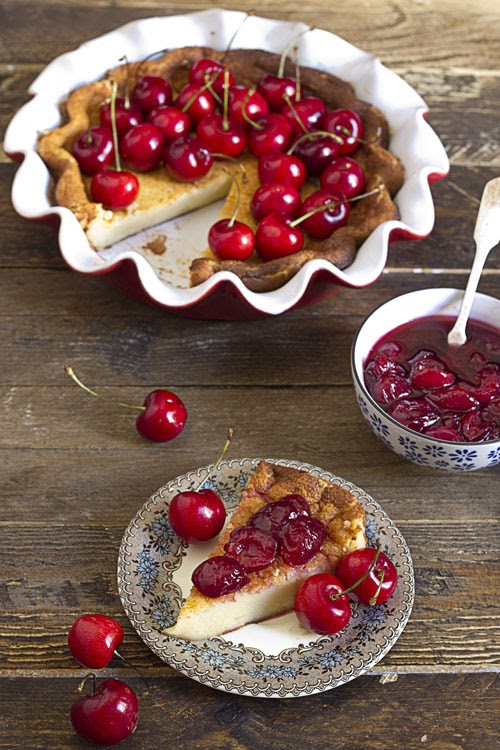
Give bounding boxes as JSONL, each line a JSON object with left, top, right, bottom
{"left": 4, "top": 8, "right": 450, "bottom": 317}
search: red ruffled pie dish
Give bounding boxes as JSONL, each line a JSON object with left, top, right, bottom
{"left": 4, "top": 9, "right": 449, "bottom": 319}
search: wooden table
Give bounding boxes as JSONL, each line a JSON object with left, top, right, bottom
{"left": 1, "top": 1, "right": 499, "bottom": 747}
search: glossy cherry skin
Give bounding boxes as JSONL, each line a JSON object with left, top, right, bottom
{"left": 280, "top": 517, "right": 326, "bottom": 566}
{"left": 336, "top": 547, "right": 398, "bottom": 605}
{"left": 135, "top": 389, "right": 187, "bottom": 442}
{"left": 227, "top": 85, "right": 269, "bottom": 125}
{"left": 251, "top": 182, "right": 301, "bottom": 222}
{"left": 133, "top": 74, "right": 172, "bottom": 113}
{"left": 147, "top": 105, "right": 192, "bottom": 143}
{"left": 196, "top": 113, "right": 247, "bottom": 158}
{"left": 294, "top": 574, "right": 351, "bottom": 635}
{"left": 119, "top": 123, "right": 164, "bottom": 172}
{"left": 208, "top": 219, "right": 255, "bottom": 261}
{"left": 258, "top": 150, "right": 306, "bottom": 189}
{"left": 320, "top": 156, "right": 365, "bottom": 199}
{"left": 70, "top": 678, "right": 139, "bottom": 746}
{"left": 68, "top": 614, "right": 123, "bottom": 669}
{"left": 100, "top": 97, "right": 143, "bottom": 137}
{"left": 192, "top": 555, "right": 249, "bottom": 597}
{"left": 247, "top": 113, "right": 293, "bottom": 157}
{"left": 163, "top": 136, "right": 213, "bottom": 182}
{"left": 291, "top": 134, "right": 341, "bottom": 177}
{"left": 72, "top": 126, "right": 115, "bottom": 176}
{"left": 300, "top": 189, "right": 350, "bottom": 239}
{"left": 249, "top": 494, "right": 310, "bottom": 541}
{"left": 280, "top": 96, "right": 327, "bottom": 135}
{"left": 175, "top": 83, "right": 216, "bottom": 124}
{"left": 90, "top": 169, "right": 139, "bottom": 210}
{"left": 255, "top": 213, "right": 304, "bottom": 261}
{"left": 323, "top": 108, "right": 363, "bottom": 155}
{"left": 224, "top": 526, "right": 278, "bottom": 572}
{"left": 257, "top": 74, "right": 300, "bottom": 111}
{"left": 169, "top": 487, "right": 226, "bottom": 543}
{"left": 189, "top": 57, "right": 234, "bottom": 97}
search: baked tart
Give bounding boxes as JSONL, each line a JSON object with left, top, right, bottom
{"left": 165, "top": 460, "right": 366, "bottom": 641}
{"left": 38, "top": 46, "right": 404, "bottom": 293}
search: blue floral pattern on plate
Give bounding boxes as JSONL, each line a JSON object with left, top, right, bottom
{"left": 118, "top": 458, "right": 414, "bottom": 698}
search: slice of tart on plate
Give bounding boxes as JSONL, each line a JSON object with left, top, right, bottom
{"left": 165, "top": 460, "right": 366, "bottom": 641}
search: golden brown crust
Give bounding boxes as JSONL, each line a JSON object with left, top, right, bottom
{"left": 37, "top": 46, "right": 404, "bottom": 291}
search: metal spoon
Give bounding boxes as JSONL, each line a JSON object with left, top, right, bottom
{"left": 447, "top": 176, "right": 500, "bottom": 346}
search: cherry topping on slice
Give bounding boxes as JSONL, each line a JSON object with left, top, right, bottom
{"left": 279, "top": 516, "right": 326, "bottom": 566}
{"left": 133, "top": 74, "right": 172, "bottom": 113}
{"left": 192, "top": 555, "right": 249, "bottom": 597}
{"left": 90, "top": 168, "right": 139, "bottom": 210}
{"left": 255, "top": 213, "right": 304, "bottom": 260}
{"left": 119, "top": 123, "right": 164, "bottom": 172}
{"left": 163, "top": 136, "right": 213, "bottom": 182}
{"left": 251, "top": 182, "right": 301, "bottom": 222}
{"left": 224, "top": 526, "right": 278, "bottom": 572}
{"left": 249, "top": 494, "right": 310, "bottom": 541}
{"left": 72, "top": 126, "right": 115, "bottom": 176}
{"left": 320, "top": 156, "right": 366, "bottom": 199}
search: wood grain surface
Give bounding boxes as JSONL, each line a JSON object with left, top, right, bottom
{"left": 1, "top": 2, "right": 499, "bottom": 749}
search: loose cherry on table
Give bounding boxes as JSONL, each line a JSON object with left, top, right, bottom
{"left": 64, "top": 365, "right": 187, "bottom": 443}
{"left": 68, "top": 614, "right": 124, "bottom": 669}
{"left": 168, "top": 428, "right": 233, "bottom": 543}
{"left": 72, "top": 126, "right": 115, "bottom": 176}
{"left": 70, "top": 675, "right": 139, "bottom": 746}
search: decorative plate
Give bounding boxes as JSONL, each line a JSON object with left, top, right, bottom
{"left": 118, "top": 458, "right": 414, "bottom": 698}
{"left": 4, "top": 8, "right": 449, "bottom": 320}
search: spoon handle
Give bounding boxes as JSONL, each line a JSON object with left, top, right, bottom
{"left": 447, "top": 177, "right": 500, "bottom": 347}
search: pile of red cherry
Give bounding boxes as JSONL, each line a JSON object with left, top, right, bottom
{"left": 169, "top": 483, "right": 397, "bottom": 636}
{"left": 72, "top": 52, "right": 368, "bottom": 262}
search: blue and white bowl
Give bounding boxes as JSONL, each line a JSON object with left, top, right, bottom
{"left": 351, "top": 288, "right": 500, "bottom": 471}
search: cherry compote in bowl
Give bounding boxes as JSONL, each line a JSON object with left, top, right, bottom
{"left": 4, "top": 8, "right": 449, "bottom": 319}
{"left": 351, "top": 288, "right": 500, "bottom": 471}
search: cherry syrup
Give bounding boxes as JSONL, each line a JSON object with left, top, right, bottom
{"left": 363, "top": 314, "right": 500, "bottom": 442}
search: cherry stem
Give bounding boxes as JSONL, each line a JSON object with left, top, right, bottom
{"left": 330, "top": 546, "right": 382, "bottom": 601}
{"left": 281, "top": 93, "right": 308, "bottom": 134}
{"left": 293, "top": 46, "right": 301, "bottom": 102}
{"left": 369, "top": 569, "right": 385, "bottom": 606}
{"left": 114, "top": 650, "right": 150, "bottom": 695}
{"left": 224, "top": 172, "right": 242, "bottom": 228}
{"left": 289, "top": 185, "right": 383, "bottom": 228}
{"left": 195, "top": 427, "right": 234, "bottom": 491}
{"left": 221, "top": 10, "right": 254, "bottom": 63}
{"left": 118, "top": 56, "right": 131, "bottom": 108}
{"left": 64, "top": 365, "right": 145, "bottom": 412}
{"left": 182, "top": 75, "right": 219, "bottom": 113}
{"left": 222, "top": 69, "right": 231, "bottom": 131}
{"left": 109, "top": 81, "right": 122, "bottom": 171}
{"left": 136, "top": 48, "right": 168, "bottom": 78}
{"left": 287, "top": 129, "right": 342, "bottom": 154}
{"left": 76, "top": 672, "right": 97, "bottom": 696}
{"left": 278, "top": 28, "right": 311, "bottom": 78}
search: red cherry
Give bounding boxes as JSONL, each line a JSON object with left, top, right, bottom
{"left": 320, "top": 156, "right": 366, "bottom": 199}
{"left": 90, "top": 169, "right": 139, "bottom": 210}
{"left": 227, "top": 85, "right": 269, "bottom": 125}
{"left": 192, "top": 555, "right": 249, "bottom": 597}
{"left": 250, "top": 182, "right": 301, "bottom": 222}
{"left": 196, "top": 113, "right": 247, "bottom": 158}
{"left": 119, "top": 123, "right": 164, "bottom": 172}
{"left": 425, "top": 385, "right": 479, "bottom": 412}
{"left": 208, "top": 219, "right": 255, "bottom": 261}
{"left": 280, "top": 96, "right": 327, "bottom": 135}
{"left": 280, "top": 516, "right": 326, "bottom": 566}
{"left": 135, "top": 388, "right": 187, "bottom": 442}
{"left": 290, "top": 134, "right": 341, "bottom": 177}
{"left": 189, "top": 57, "right": 234, "bottom": 97}
{"left": 147, "top": 105, "right": 192, "bottom": 143}
{"left": 72, "top": 126, "right": 115, "bottom": 176}
{"left": 100, "top": 97, "right": 143, "bottom": 137}
{"left": 258, "top": 150, "right": 306, "bottom": 189}
{"left": 323, "top": 108, "right": 364, "bottom": 155}
{"left": 460, "top": 409, "right": 500, "bottom": 442}
{"left": 249, "top": 494, "right": 310, "bottom": 541}
{"left": 364, "top": 354, "right": 406, "bottom": 390}
{"left": 68, "top": 614, "right": 124, "bottom": 669}
{"left": 169, "top": 488, "right": 226, "bottom": 543}
{"left": 336, "top": 547, "right": 398, "bottom": 605}
{"left": 257, "top": 74, "right": 300, "bottom": 111}
{"left": 294, "top": 573, "right": 351, "bottom": 635}
{"left": 300, "top": 189, "right": 350, "bottom": 239}
{"left": 255, "top": 213, "right": 304, "bottom": 261}
{"left": 175, "top": 82, "right": 215, "bottom": 124}
{"left": 70, "top": 677, "right": 139, "bottom": 746}
{"left": 133, "top": 74, "right": 172, "bottom": 112}
{"left": 163, "top": 136, "right": 213, "bottom": 181}
{"left": 386, "top": 397, "right": 440, "bottom": 432}
{"left": 224, "top": 526, "right": 278, "bottom": 572}
{"left": 247, "top": 113, "right": 293, "bottom": 157}
{"left": 371, "top": 372, "right": 413, "bottom": 405}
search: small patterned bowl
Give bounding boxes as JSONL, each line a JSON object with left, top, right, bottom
{"left": 351, "top": 288, "right": 500, "bottom": 471}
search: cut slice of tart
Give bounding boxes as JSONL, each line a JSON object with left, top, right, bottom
{"left": 165, "top": 461, "right": 366, "bottom": 641}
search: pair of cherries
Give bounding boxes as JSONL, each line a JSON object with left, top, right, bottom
{"left": 68, "top": 614, "right": 139, "bottom": 746}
